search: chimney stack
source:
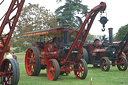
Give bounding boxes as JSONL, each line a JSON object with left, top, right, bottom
{"left": 108, "top": 28, "right": 113, "bottom": 45}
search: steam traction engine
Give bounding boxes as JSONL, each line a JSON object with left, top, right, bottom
{"left": 86, "top": 28, "right": 128, "bottom": 71}
{"left": 0, "top": 0, "right": 25, "bottom": 85}
{"left": 23, "top": 2, "right": 107, "bottom": 80}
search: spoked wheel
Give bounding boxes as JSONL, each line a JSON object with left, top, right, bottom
{"left": 47, "top": 59, "right": 60, "bottom": 81}
{"left": 100, "top": 57, "right": 110, "bottom": 71}
{"left": 1, "top": 58, "right": 20, "bottom": 85}
{"left": 117, "top": 57, "right": 127, "bottom": 71}
{"left": 25, "top": 47, "right": 41, "bottom": 76}
{"left": 74, "top": 59, "right": 88, "bottom": 79}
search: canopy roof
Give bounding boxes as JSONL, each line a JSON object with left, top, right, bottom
{"left": 22, "top": 27, "right": 77, "bottom": 37}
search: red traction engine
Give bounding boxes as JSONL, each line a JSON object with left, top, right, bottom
{"left": 23, "top": 27, "right": 88, "bottom": 80}
{"left": 23, "top": 2, "right": 107, "bottom": 80}
{"left": 86, "top": 28, "right": 128, "bottom": 71}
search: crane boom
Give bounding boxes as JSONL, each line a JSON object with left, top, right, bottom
{"left": 62, "top": 2, "right": 106, "bottom": 64}
{"left": 0, "top": 0, "right": 25, "bottom": 62}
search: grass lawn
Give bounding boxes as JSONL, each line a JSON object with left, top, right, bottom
{"left": 16, "top": 53, "right": 128, "bottom": 85}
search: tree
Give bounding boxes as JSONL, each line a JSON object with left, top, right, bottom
{"left": 11, "top": 3, "right": 58, "bottom": 51}
{"left": 85, "top": 33, "right": 95, "bottom": 43}
{"left": 55, "top": 0, "right": 88, "bottom": 28}
{"left": 115, "top": 24, "right": 128, "bottom": 40}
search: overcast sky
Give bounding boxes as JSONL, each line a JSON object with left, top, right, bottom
{"left": 24, "top": 0, "right": 128, "bottom": 37}
{"left": 1, "top": 0, "right": 128, "bottom": 37}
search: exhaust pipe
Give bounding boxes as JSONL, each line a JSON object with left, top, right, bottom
{"left": 62, "top": 25, "right": 70, "bottom": 50}
{"left": 63, "top": 29, "right": 69, "bottom": 46}
{"left": 108, "top": 28, "right": 113, "bottom": 45}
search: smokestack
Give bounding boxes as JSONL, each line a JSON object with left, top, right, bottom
{"left": 62, "top": 25, "right": 70, "bottom": 50}
{"left": 108, "top": 28, "right": 113, "bottom": 45}
{"left": 63, "top": 29, "right": 69, "bottom": 46}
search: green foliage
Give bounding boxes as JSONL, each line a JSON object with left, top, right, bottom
{"left": 55, "top": 0, "right": 88, "bottom": 28}
{"left": 11, "top": 3, "right": 58, "bottom": 51}
{"left": 86, "top": 33, "right": 95, "bottom": 43}
{"left": 14, "top": 47, "right": 21, "bottom": 53}
{"left": 115, "top": 24, "right": 128, "bottom": 40}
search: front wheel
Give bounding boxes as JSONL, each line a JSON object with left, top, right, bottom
{"left": 74, "top": 59, "right": 88, "bottom": 79}
{"left": 25, "top": 47, "right": 41, "bottom": 76}
{"left": 47, "top": 59, "right": 60, "bottom": 81}
{"left": 117, "top": 57, "right": 127, "bottom": 71}
{"left": 100, "top": 57, "right": 110, "bottom": 71}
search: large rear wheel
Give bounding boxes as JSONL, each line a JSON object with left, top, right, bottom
{"left": 25, "top": 47, "right": 41, "bottom": 76}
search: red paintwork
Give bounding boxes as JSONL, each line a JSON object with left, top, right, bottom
{"left": 0, "top": 38, "right": 10, "bottom": 52}
{"left": 92, "top": 49, "right": 106, "bottom": 57}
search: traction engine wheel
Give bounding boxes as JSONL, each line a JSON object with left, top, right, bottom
{"left": 47, "top": 59, "right": 60, "bottom": 81}
{"left": 100, "top": 57, "right": 110, "bottom": 71}
{"left": 83, "top": 48, "right": 88, "bottom": 63}
{"left": 74, "top": 59, "right": 88, "bottom": 79}
{"left": 25, "top": 47, "right": 41, "bottom": 76}
{"left": 1, "top": 59, "right": 20, "bottom": 85}
{"left": 117, "top": 57, "right": 127, "bottom": 71}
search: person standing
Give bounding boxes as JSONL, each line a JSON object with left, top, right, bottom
{"left": 5, "top": 52, "right": 13, "bottom": 59}
{"left": 10, "top": 52, "right": 17, "bottom": 61}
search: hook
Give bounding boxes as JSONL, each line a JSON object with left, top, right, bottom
{"left": 102, "top": 28, "right": 105, "bottom": 32}
{"left": 99, "top": 16, "right": 108, "bottom": 32}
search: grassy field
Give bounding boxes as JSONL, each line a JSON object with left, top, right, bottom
{"left": 16, "top": 53, "right": 25, "bottom": 64}
{"left": 16, "top": 53, "right": 128, "bottom": 85}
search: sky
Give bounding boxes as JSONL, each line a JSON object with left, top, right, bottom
{"left": 0, "top": 0, "right": 128, "bottom": 37}
{"left": 24, "top": 0, "right": 128, "bottom": 37}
